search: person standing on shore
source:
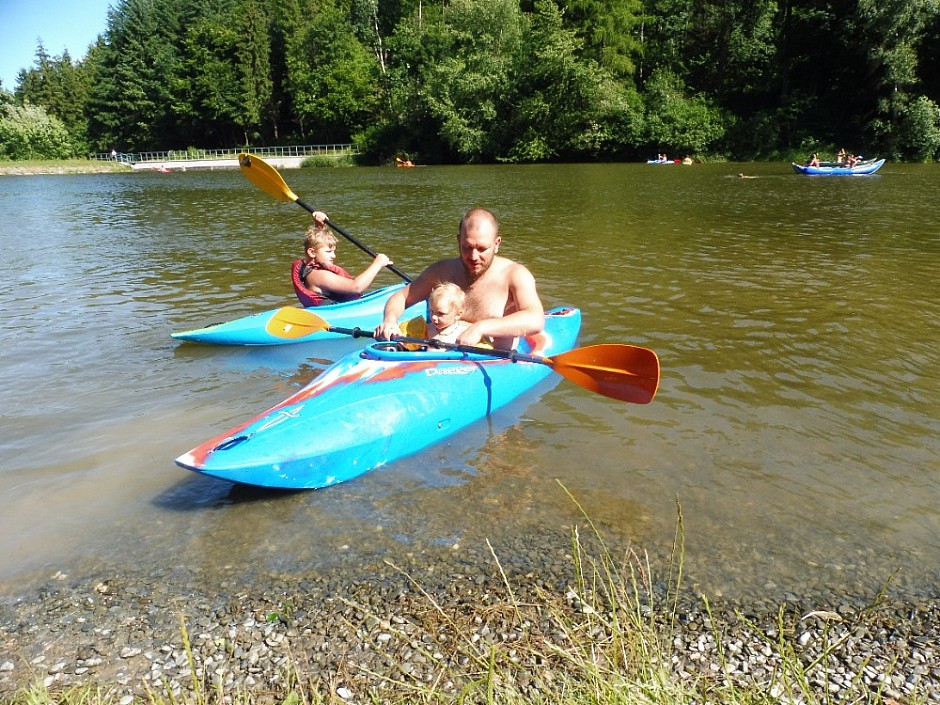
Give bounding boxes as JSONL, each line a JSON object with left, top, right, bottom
{"left": 374, "top": 208, "right": 543, "bottom": 350}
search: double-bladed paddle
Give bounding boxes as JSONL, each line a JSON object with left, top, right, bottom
{"left": 265, "top": 307, "right": 660, "bottom": 405}
{"left": 237, "top": 152, "right": 412, "bottom": 283}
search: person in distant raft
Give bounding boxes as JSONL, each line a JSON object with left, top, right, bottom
{"left": 292, "top": 211, "right": 392, "bottom": 306}
{"left": 375, "top": 207, "right": 543, "bottom": 350}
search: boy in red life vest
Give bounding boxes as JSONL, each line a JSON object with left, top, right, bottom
{"left": 299, "top": 211, "right": 392, "bottom": 304}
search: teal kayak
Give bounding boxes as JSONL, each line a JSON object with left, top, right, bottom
{"left": 172, "top": 283, "right": 425, "bottom": 346}
{"left": 176, "top": 306, "right": 582, "bottom": 488}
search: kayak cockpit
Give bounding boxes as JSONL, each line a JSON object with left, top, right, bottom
{"left": 358, "top": 306, "right": 576, "bottom": 362}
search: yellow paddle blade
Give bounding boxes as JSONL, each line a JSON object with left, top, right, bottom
{"left": 400, "top": 315, "right": 428, "bottom": 339}
{"left": 396, "top": 315, "right": 429, "bottom": 351}
{"left": 264, "top": 307, "right": 329, "bottom": 339}
{"left": 238, "top": 153, "right": 298, "bottom": 203}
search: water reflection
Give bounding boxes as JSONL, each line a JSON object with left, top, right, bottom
{"left": 1, "top": 164, "right": 938, "bottom": 602}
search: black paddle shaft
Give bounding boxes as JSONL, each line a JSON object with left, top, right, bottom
{"left": 326, "top": 324, "right": 540, "bottom": 363}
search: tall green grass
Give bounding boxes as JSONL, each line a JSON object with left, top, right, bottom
{"left": 300, "top": 155, "right": 356, "bottom": 168}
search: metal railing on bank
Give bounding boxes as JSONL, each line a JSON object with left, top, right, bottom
{"left": 95, "top": 144, "right": 359, "bottom": 164}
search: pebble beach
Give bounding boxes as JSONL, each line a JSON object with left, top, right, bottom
{"left": 2, "top": 535, "right": 937, "bottom": 703}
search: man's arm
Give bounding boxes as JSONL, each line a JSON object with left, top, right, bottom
{"left": 308, "top": 254, "right": 392, "bottom": 297}
{"left": 374, "top": 286, "right": 410, "bottom": 340}
{"left": 374, "top": 264, "right": 441, "bottom": 340}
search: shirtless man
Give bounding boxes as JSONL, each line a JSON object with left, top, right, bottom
{"left": 374, "top": 208, "right": 544, "bottom": 350}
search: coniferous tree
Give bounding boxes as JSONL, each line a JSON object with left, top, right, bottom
{"left": 561, "top": 0, "right": 644, "bottom": 79}
{"left": 235, "top": 0, "right": 273, "bottom": 145}
{"left": 16, "top": 45, "right": 93, "bottom": 154}
{"left": 88, "top": 0, "right": 183, "bottom": 151}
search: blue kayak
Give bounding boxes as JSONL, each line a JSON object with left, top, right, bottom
{"left": 791, "top": 158, "right": 885, "bottom": 175}
{"left": 176, "top": 306, "right": 581, "bottom": 488}
{"left": 172, "top": 283, "right": 424, "bottom": 346}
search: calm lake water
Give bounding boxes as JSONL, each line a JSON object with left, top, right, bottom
{"left": 1, "top": 162, "right": 937, "bottom": 602}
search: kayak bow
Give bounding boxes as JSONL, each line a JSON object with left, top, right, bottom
{"left": 176, "top": 307, "right": 594, "bottom": 488}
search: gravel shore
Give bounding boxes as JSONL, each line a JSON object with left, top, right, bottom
{"left": 1, "top": 536, "right": 938, "bottom": 703}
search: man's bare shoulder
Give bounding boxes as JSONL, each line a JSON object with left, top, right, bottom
{"left": 420, "top": 257, "right": 465, "bottom": 282}
{"left": 502, "top": 257, "right": 536, "bottom": 281}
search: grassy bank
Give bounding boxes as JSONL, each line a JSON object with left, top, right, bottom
{"left": 0, "top": 159, "right": 132, "bottom": 176}
{"left": 2, "top": 498, "right": 933, "bottom": 705}
{"left": 4, "top": 558, "right": 930, "bottom": 705}
{"left": 0, "top": 155, "right": 354, "bottom": 176}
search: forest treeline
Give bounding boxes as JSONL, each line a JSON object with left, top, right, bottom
{"left": 2, "top": 0, "right": 940, "bottom": 164}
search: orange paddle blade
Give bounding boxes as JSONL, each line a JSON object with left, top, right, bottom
{"left": 549, "top": 344, "right": 660, "bottom": 404}
{"left": 238, "top": 153, "right": 298, "bottom": 203}
{"left": 264, "top": 307, "right": 330, "bottom": 339}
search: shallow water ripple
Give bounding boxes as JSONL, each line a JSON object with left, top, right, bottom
{"left": 1, "top": 164, "right": 938, "bottom": 603}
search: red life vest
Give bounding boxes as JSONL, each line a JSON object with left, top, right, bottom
{"left": 291, "top": 259, "right": 361, "bottom": 307}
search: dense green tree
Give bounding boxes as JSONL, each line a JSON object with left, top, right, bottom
{"left": 890, "top": 94, "right": 940, "bottom": 161}
{"left": 350, "top": 0, "right": 388, "bottom": 76}
{"left": 284, "top": 0, "right": 380, "bottom": 142}
{"left": 356, "top": 1, "right": 452, "bottom": 161}
{"left": 851, "top": 0, "right": 940, "bottom": 159}
{"left": 263, "top": 0, "right": 307, "bottom": 141}
{"left": 506, "top": 0, "right": 585, "bottom": 161}
{"left": 14, "top": 43, "right": 53, "bottom": 105}
{"left": 507, "top": 0, "right": 644, "bottom": 161}
{"left": 0, "top": 103, "right": 72, "bottom": 159}
{"left": 15, "top": 45, "right": 92, "bottom": 154}
{"left": 559, "top": 0, "right": 645, "bottom": 78}
{"left": 172, "top": 0, "right": 271, "bottom": 145}
{"left": 421, "top": 0, "right": 526, "bottom": 161}
{"left": 640, "top": 0, "right": 780, "bottom": 106}
{"left": 177, "top": 5, "right": 241, "bottom": 144}
{"left": 3, "top": 0, "right": 940, "bottom": 161}
{"left": 642, "top": 68, "right": 726, "bottom": 155}
{"left": 235, "top": 0, "right": 273, "bottom": 144}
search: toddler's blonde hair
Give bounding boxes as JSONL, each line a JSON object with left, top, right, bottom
{"left": 429, "top": 281, "right": 464, "bottom": 315}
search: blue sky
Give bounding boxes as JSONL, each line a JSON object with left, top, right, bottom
{"left": 1, "top": 0, "right": 113, "bottom": 91}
